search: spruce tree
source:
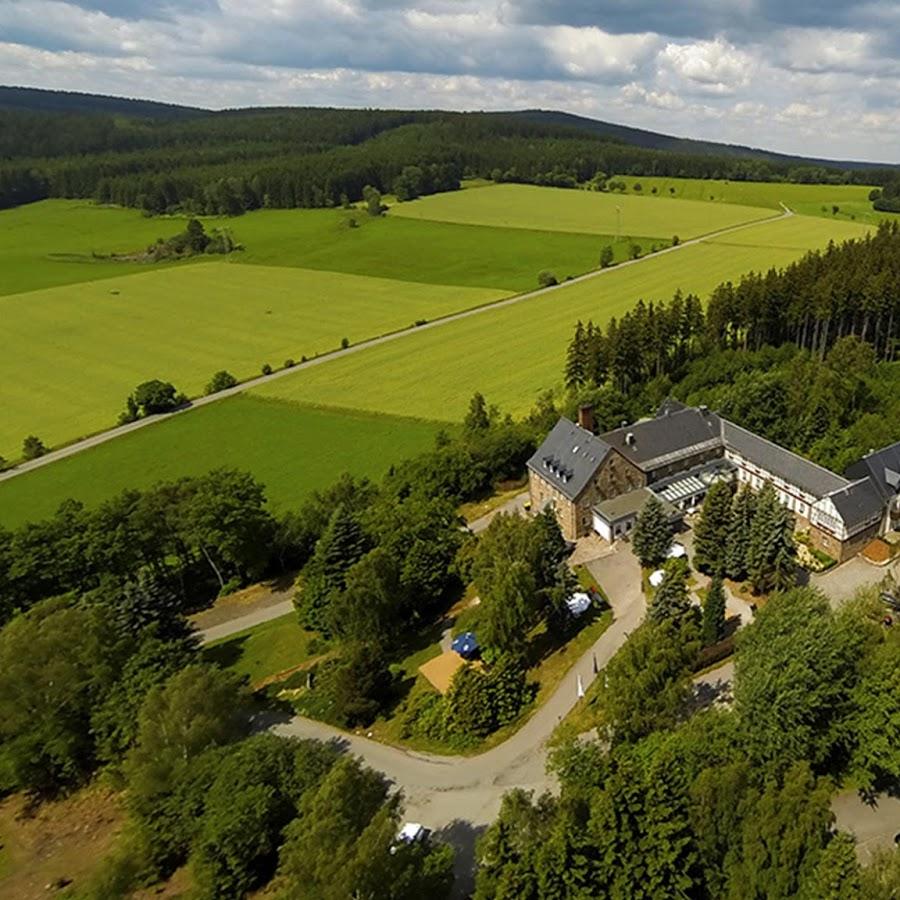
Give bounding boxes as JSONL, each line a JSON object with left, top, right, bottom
{"left": 650, "top": 558, "right": 691, "bottom": 623}
{"left": 770, "top": 504, "right": 797, "bottom": 594}
{"left": 702, "top": 575, "right": 727, "bottom": 646}
{"left": 632, "top": 495, "right": 672, "bottom": 568}
{"left": 725, "top": 484, "right": 756, "bottom": 581}
{"left": 693, "top": 481, "right": 733, "bottom": 573}
{"left": 747, "top": 484, "right": 795, "bottom": 595}
{"left": 298, "top": 504, "right": 370, "bottom": 633}
{"left": 564, "top": 321, "right": 587, "bottom": 388}
{"left": 464, "top": 391, "right": 491, "bottom": 431}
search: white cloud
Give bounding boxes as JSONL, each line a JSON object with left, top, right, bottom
{"left": 0, "top": 0, "right": 898, "bottom": 161}
{"left": 659, "top": 37, "right": 755, "bottom": 94}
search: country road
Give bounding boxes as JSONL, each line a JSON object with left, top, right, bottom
{"left": 0, "top": 207, "right": 790, "bottom": 484}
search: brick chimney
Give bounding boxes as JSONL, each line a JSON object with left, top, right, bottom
{"left": 578, "top": 404, "right": 595, "bottom": 433}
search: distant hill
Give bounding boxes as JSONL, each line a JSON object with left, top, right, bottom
{"left": 509, "top": 110, "right": 892, "bottom": 171}
{"left": 1, "top": 85, "right": 893, "bottom": 170}
{"left": 0, "top": 86, "right": 206, "bottom": 120}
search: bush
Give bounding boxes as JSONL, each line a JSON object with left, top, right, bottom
{"left": 283, "top": 358, "right": 295, "bottom": 368}
{"left": 538, "top": 270, "right": 558, "bottom": 288}
{"left": 205, "top": 370, "right": 237, "bottom": 395}
{"left": 261, "top": 362, "right": 273, "bottom": 376}
{"left": 21, "top": 434, "right": 47, "bottom": 460}
{"left": 340, "top": 337, "right": 350, "bottom": 349}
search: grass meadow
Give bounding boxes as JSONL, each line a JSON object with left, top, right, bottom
{"left": 253, "top": 215, "right": 870, "bottom": 422}
{"left": 0, "top": 262, "right": 504, "bottom": 458}
{"left": 0, "top": 397, "right": 448, "bottom": 528}
{"left": 2, "top": 199, "right": 642, "bottom": 296}
{"left": 390, "top": 182, "right": 775, "bottom": 238}
{"left": 615, "top": 175, "right": 877, "bottom": 212}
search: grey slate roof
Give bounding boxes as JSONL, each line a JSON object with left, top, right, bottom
{"left": 846, "top": 441, "right": 900, "bottom": 502}
{"left": 527, "top": 418, "right": 612, "bottom": 501}
{"left": 721, "top": 420, "right": 849, "bottom": 499}
{"left": 601, "top": 407, "right": 722, "bottom": 472}
{"left": 656, "top": 397, "right": 687, "bottom": 417}
{"left": 824, "top": 479, "right": 885, "bottom": 533}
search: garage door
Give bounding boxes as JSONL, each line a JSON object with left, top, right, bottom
{"left": 592, "top": 511, "right": 612, "bottom": 541}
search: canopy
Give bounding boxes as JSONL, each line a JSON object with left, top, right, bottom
{"left": 649, "top": 569, "right": 665, "bottom": 588}
{"left": 451, "top": 631, "right": 479, "bottom": 658}
{"left": 566, "top": 592, "right": 592, "bottom": 616}
{"left": 667, "top": 542, "right": 687, "bottom": 559}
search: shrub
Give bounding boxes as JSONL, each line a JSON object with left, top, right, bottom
{"left": 205, "top": 370, "right": 238, "bottom": 395}
{"left": 538, "top": 270, "right": 558, "bottom": 288}
{"left": 340, "top": 337, "right": 350, "bottom": 349}
{"left": 261, "top": 363, "right": 273, "bottom": 376}
{"left": 672, "top": 235, "right": 680, "bottom": 246}
{"left": 283, "top": 358, "right": 295, "bottom": 368}
{"left": 22, "top": 434, "right": 47, "bottom": 460}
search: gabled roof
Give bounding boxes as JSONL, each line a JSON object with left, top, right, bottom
{"left": 527, "top": 418, "right": 612, "bottom": 502}
{"left": 601, "top": 407, "right": 722, "bottom": 472}
{"left": 823, "top": 478, "right": 885, "bottom": 534}
{"left": 656, "top": 397, "right": 687, "bottom": 417}
{"left": 846, "top": 440, "right": 900, "bottom": 502}
{"left": 721, "top": 419, "right": 849, "bottom": 499}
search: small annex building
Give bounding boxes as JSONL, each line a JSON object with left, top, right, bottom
{"left": 527, "top": 401, "right": 897, "bottom": 562}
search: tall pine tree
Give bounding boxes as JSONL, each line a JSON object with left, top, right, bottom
{"left": 693, "top": 481, "right": 733, "bottom": 573}
{"left": 632, "top": 495, "right": 672, "bottom": 568}
{"left": 702, "top": 575, "right": 727, "bottom": 645}
{"left": 650, "top": 557, "right": 692, "bottom": 623}
{"left": 725, "top": 483, "right": 757, "bottom": 581}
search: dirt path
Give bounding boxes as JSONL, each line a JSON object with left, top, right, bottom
{"left": 0, "top": 209, "right": 790, "bottom": 484}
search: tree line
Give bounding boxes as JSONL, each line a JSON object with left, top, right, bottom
{"left": 1, "top": 105, "right": 892, "bottom": 213}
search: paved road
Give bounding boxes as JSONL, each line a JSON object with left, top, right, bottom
{"left": 833, "top": 791, "right": 900, "bottom": 862}
{"left": 0, "top": 209, "right": 789, "bottom": 484}
{"left": 269, "top": 546, "right": 645, "bottom": 831}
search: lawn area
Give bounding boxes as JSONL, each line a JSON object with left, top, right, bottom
{"left": 253, "top": 214, "right": 870, "bottom": 422}
{"left": 204, "top": 612, "right": 323, "bottom": 687}
{"left": 1, "top": 261, "right": 504, "bottom": 458}
{"left": 0, "top": 397, "right": 449, "bottom": 528}
{"left": 615, "top": 175, "right": 877, "bottom": 212}
{"left": 391, "top": 182, "right": 775, "bottom": 238}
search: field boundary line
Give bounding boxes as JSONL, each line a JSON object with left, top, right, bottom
{"left": 0, "top": 207, "right": 790, "bottom": 485}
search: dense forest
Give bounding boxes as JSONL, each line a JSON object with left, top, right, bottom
{"left": 562, "top": 221, "right": 900, "bottom": 471}
{"left": 2, "top": 101, "right": 896, "bottom": 213}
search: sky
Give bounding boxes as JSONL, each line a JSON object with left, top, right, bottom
{"left": 1, "top": 0, "right": 898, "bottom": 162}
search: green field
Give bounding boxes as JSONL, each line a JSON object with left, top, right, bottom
{"left": 1, "top": 262, "right": 504, "bottom": 458}
{"left": 229, "top": 208, "right": 646, "bottom": 290}
{"left": 1, "top": 199, "right": 644, "bottom": 297}
{"left": 391, "top": 183, "right": 775, "bottom": 238}
{"left": 0, "top": 397, "right": 448, "bottom": 528}
{"left": 0, "top": 201, "right": 200, "bottom": 296}
{"left": 253, "top": 215, "right": 870, "bottom": 421}
{"left": 615, "top": 175, "right": 876, "bottom": 212}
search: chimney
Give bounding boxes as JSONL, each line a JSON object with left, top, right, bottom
{"left": 578, "top": 404, "right": 595, "bottom": 433}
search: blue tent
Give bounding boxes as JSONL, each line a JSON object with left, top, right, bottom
{"left": 451, "top": 631, "right": 479, "bottom": 659}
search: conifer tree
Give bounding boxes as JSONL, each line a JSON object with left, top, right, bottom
{"left": 702, "top": 575, "right": 727, "bottom": 645}
{"left": 632, "top": 495, "right": 672, "bottom": 568}
{"left": 693, "top": 481, "right": 733, "bottom": 573}
{"left": 564, "top": 321, "right": 587, "bottom": 388}
{"left": 747, "top": 484, "right": 795, "bottom": 595}
{"left": 649, "top": 557, "right": 691, "bottom": 623}
{"left": 725, "top": 484, "right": 757, "bottom": 580}
{"left": 464, "top": 392, "right": 491, "bottom": 431}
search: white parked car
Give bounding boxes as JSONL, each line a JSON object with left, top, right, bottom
{"left": 392, "top": 822, "right": 429, "bottom": 854}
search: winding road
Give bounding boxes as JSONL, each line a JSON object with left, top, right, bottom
{"left": 0, "top": 207, "right": 790, "bottom": 485}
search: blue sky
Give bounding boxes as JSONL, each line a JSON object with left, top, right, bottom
{"left": 2, "top": 0, "right": 898, "bottom": 161}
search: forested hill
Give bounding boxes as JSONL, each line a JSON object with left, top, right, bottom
{"left": 0, "top": 85, "right": 205, "bottom": 118}
{"left": 2, "top": 86, "right": 898, "bottom": 214}
{"left": 514, "top": 109, "right": 894, "bottom": 170}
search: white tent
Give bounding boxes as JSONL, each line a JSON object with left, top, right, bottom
{"left": 649, "top": 569, "right": 665, "bottom": 588}
{"left": 566, "top": 592, "right": 592, "bottom": 616}
{"left": 667, "top": 542, "right": 687, "bottom": 559}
